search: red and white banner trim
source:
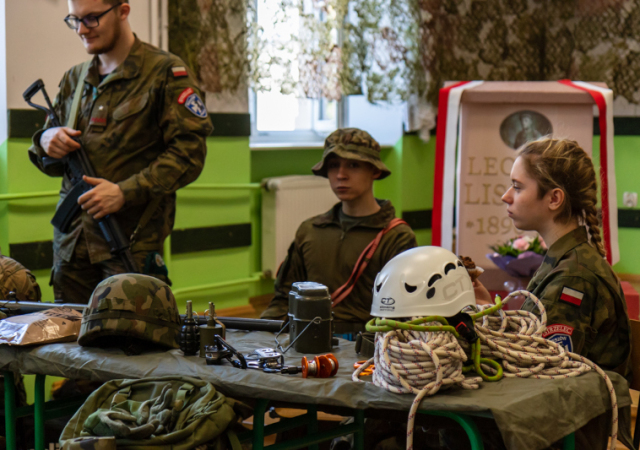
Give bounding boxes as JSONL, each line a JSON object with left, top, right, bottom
{"left": 433, "top": 81, "right": 483, "bottom": 250}
{"left": 558, "top": 80, "right": 619, "bottom": 265}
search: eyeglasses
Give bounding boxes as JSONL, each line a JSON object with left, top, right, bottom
{"left": 64, "top": 3, "right": 121, "bottom": 30}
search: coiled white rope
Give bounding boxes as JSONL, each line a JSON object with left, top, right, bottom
{"left": 353, "top": 290, "right": 619, "bottom": 450}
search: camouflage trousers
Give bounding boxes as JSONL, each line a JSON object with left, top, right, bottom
{"left": 52, "top": 232, "right": 169, "bottom": 304}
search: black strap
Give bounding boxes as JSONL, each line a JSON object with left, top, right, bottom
{"left": 83, "top": 310, "right": 180, "bottom": 330}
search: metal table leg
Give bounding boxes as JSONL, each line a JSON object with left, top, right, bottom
{"left": 353, "top": 409, "right": 365, "bottom": 450}
{"left": 421, "top": 411, "right": 484, "bottom": 450}
{"left": 306, "top": 405, "right": 318, "bottom": 450}
{"left": 252, "top": 398, "right": 270, "bottom": 450}
{"left": 563, "top": 432, "right": 575, "bottom": 450}
{"left": 34, "top": 374, "right": 46, "bottom": 450}
{"left": 3, "top": 372, "right": 17, "bottom": 450}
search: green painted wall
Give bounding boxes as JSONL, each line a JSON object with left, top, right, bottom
{"left": 1, "top": 133, "right": 639, "bottom": 319}
{"left": 598, "top": 136, "right": 640, "bottom": 274}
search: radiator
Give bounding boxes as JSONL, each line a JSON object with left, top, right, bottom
{"left": 261, "top": 175, "right": 337, "bottom": 276}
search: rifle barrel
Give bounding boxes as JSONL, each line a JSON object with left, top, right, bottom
{"left": 0, "top": 301, "right": 285, "bottom": 332}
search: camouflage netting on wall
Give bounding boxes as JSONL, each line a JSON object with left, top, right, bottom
{"left": 168, "top": 0, "right": 249, "bottom": 94}
{"left": 420, "top": 0, "right": 640, "bottom": 109}
{"left": 246, "top": 0, "right": 421, "bottom": 103}
{"left": 168, "top": 0, "right": 640, "bottom": 121}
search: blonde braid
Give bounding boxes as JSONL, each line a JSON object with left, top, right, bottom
{"left": 583, "top": 206, "right": 606, "bottom": 258}
{"left": 519, "top": 138, "right": 606, "bottom": 258}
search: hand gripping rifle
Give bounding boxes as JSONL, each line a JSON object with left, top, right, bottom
{"left": 23, "top": 79, "right": 138, "bottom": 273}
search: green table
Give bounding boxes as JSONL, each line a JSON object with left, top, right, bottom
{"left": 2, "top": 331, "right": 627, "bottom": 450}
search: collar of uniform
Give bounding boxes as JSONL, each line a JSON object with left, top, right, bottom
{"left": 312, "top": 199, "right": 395, "bottom": 229}
{"left": 544, "top": 227, "right": 588, "bottom": 263}
{"left": 85, "top": 35, "right": 144, "bottom": 88}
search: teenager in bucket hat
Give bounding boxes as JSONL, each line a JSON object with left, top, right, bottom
{"left": 261, "top": 128, "right": 416, "bottom": 334}
{"left": 311, "top": 128, "right": 391, "bottom": 179}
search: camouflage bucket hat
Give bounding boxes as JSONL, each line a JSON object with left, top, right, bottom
{"left": 312, "top": 128, "right": 391, "bottom": 179}
{"left": 78, "top": 273, "right": 181, "bottom": 351}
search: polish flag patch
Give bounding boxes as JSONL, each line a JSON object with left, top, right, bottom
{"left": 171, "top": 66, "right": 188, "bottom": 77}
{"left": 560, "top": 287, "right": 584, "bottom": 306}
{"left": 178, "top": 88, "right": 194, "bottom": 104}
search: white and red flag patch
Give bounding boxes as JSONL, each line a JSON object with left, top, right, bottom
{"left": 171, "top": 66, "right": 188, "bottom": 77}
{"left": 559, "top": 287, "right": 584, "bottom": 306}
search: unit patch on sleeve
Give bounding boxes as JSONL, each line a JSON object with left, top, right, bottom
{"left": 171, "top": 66, "right": 188, "bottom": 77}
{"left": 178, "top": 88, "right": 194, "bottom": 104}
{"left": 185, "top": 94, "right": 207, "bottom": 118}
{"left": 542, "top": 324, "right": 574, "bottom": 352}
{"left": 559, "top": 286, "right": 584, "bottom": 306}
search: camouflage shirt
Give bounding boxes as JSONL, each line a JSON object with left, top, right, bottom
{"left": 522, "top": 227, "right": 631, "bottom": 377}
{"left": 261, "top": 200, "right": 417, "bottom": 324}
{"left": 29, "top": 37, "right": 212, "bottom": 264}
{"left": 0, "top": 249, "right": 42, "bottom": 301}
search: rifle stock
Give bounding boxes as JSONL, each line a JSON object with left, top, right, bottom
{"left": 24, "top": 79, "right": 139, "bottom": 273}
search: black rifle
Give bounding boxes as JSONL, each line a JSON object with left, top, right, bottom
{"left": 0, "top": 300, "right": 285, "bottom": 332}
{"left": 23, "top": 79, "right": 138, "bottom": 273}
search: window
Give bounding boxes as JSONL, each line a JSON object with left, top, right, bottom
{"left": 249, "top": 0, "right": 405, "bottom": 148}
{"left": 250, "top": 0, "right": 342, "bottom": 146}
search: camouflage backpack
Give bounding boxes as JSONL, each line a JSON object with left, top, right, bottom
{"left": 78, "top": 274, "right": 180, "bottom": 354}
{"left": 59, "top": 376, "right": 241, "bottom": 450}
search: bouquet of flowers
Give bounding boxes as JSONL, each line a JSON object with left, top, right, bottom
{"left": 486, "top": 235, "right": 546, "bottom": 278}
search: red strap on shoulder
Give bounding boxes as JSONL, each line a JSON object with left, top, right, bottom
{"left": 331, "top": 218, "right": 407, "bottom": 308}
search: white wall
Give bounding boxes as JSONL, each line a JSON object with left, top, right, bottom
{"left": 0, "top": 0, "right": 7, "bottom": 141}
{"left": 5, "top": 0, "right": 152, "bottom": 109}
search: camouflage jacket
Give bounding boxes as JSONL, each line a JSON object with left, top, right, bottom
{"left": 522, "top": 227, "right": 631, "bottom": 377}
{"left": 0, "top": 250, "right": 41, "bottom": 302}
{"left": 261, "top": 200, "right": 417, "bottom": 325}
{"left": 29, "top": 37, "right": 212, "bottom": 264}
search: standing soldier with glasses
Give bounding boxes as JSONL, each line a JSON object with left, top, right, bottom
{"left": 28, "top": 0, "right": 211, "bottom": 303}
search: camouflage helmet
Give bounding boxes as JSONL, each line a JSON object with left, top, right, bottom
{"left": 78, "top": 274, "right": 181, "bottom": 353}
{"left": 0, "top": 251, "right": 42, "bottom": 301}
{"left": 311, "top": 128, "right": 391, "bottom": 179}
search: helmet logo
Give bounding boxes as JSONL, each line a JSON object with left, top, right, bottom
{"left": 442, "top": 275, "right": 466, "bottom": 300}
{"left": 381, "top": 298, "right": 395, "bottom": 305}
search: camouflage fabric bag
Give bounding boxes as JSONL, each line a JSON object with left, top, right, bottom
{"left": 59, "top": 376, "right": 240, "bottom": 450}
{"left": 78, "top": 274, "right": 180, "bottom": 355}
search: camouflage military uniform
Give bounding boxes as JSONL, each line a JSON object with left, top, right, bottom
{"left": 261, "top": 200, "right": 417, "bottom": 328}
{"left": 0, "top": 249, "right": 41, "bottom": 302}
{"left": 262, "top": 128, "right": 416, "bottom": 329}
{"left": 522, "top": 227, "right": 631, "bottom": 378}
{"left": 28, "top": 37, "right": 211, "bottom": 304}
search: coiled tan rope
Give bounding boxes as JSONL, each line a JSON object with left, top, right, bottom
{"left": 354, "top": 290, "right": 619, "bottom": 450}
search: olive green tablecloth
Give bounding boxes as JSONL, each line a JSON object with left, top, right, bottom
{"left": 0, "top": 331, "right": 631, "bottom": 450}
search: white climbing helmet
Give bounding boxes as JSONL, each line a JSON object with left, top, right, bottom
{"left": 371, "top": 246, "right": 475, "bottom": 318}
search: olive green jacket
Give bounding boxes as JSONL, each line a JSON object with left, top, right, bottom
{"left": 261, "top": 200, "right": 417, "bottom": 325}
{"left": 522, "top": 227, "right": 631, "bottom": 378}
{"left": 29, "top": 37, "right": 212, "bottom": 264}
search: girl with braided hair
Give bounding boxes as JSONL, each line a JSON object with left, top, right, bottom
{"left": 500, "top": 137, "right": 630, "bottom": 378}
{"left": 475, "top": 137, "right": 630, "bottom": 375}
{"left": 474, "top": 137, "right": 632, "bottom": 450}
